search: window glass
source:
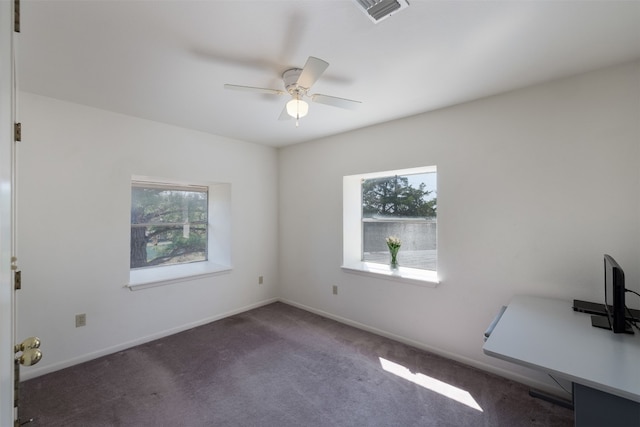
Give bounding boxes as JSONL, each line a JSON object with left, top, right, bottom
{"left": 361, "top": 172, "right": 437, "bottom": 270}
{"left": 131, "top": 181, "right": 208, "bottom": 269}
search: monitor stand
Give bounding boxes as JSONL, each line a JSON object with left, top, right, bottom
{"left": 591, "top": 315, "right": 634, "bottom": 334}
{"left": 590, "top": 315, "right": 610, "bottom": 330}
{"left": 575, "top": 299, "right": 640, "bottom": 320}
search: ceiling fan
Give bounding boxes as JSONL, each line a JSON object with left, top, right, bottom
{"left": 224, "top": 56, "right": 361, "bottom": 126}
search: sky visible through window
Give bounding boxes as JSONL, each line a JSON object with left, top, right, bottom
{"left": 408, "top": 172, "right": 437, "bottom": 203}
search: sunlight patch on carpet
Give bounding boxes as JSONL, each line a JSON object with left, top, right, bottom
{"left": 379, "top": 357, "right": 483, "bottom": 412}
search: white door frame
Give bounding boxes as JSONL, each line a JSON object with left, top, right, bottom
{"left": 0, "top": 1, "right": 16, "bottom": 425}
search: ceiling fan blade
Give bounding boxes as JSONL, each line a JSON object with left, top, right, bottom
{"left": 296, "top": 56, "right": 329, "bottom": 89}
{"left": 278, "top": 104, "right": 293, "bottom": 121}
{"left": 311, "top": 93, "right": 362, "bottom": 110}
{"left": 224, "top": 84, "right": 285, "bottom": 96}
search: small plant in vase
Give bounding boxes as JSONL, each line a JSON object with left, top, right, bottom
{"left": 385, "top": 236, "right": 401, "bottom": 270}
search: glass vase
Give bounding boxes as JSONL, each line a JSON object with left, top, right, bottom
{"left": 390, "top": 252, "right": 399, "bottom": 270}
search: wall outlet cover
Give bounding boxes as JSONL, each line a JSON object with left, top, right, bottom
{"left": 75, "top": 313, "right": 86, "bottom": 327}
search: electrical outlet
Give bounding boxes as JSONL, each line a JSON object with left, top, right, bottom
{"left": 332, "top": 285, "right": 338, "bottom": 295}
{"left": 75, "top": 313, "right": 86, "bottom": 328}
{"left": 258, "top": 276, "right": 264, "bottom": 285}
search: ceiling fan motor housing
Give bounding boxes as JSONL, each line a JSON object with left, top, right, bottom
{"left": 282, "top": 68, "right": 306, "bottom": 96}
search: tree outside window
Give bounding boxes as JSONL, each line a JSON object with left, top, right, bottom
{"left": 130, "top": 182, "right": 208, "bottom": 269}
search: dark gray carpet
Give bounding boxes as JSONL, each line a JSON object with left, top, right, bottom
{"left": 20, "top": 302, "right": 573, "bottom": 426}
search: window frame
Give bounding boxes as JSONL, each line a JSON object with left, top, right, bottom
{"left": 361, "top": 172, "right": 437, "bottom": 270}
{"left": 342, "top": 166, "right": 439, "bottom": 287}
{"left": 127, "top": 176, "right": 232, "bottom": 290}
{"left": 130, "top": 180, "right": 209, "bottom": 270}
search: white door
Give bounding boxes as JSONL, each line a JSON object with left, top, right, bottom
{"left": 1, "top": 3, "right": 42, "bottom": 425}
{"left": 1, "top": 1, "right": 17, "bottom": 424}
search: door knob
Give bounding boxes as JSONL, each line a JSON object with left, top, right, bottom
{"left": 16, "top": 348, "right": 42, "bottom": 366}
{"left": 14, "top": 336, "right": 40, "bottom": 353}
{"left": 15, "top": 337, "right": 42, "bottom": 366}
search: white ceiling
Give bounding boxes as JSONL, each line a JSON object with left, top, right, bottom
{"left": 17, "top": 0, "right": 640, "bottom": 147}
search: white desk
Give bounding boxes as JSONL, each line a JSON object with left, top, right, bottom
{"left": 483, "top": 295, "right": 640, "bottom": 427}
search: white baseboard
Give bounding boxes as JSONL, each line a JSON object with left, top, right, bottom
{"left": 21, "top": 297, "right": 279, "bottom": 381}
{"left": 22, "top": 296, "right": 568, "bottom": 401}
{"left": 278, "top": 298, "right": 567, "bottom": 399}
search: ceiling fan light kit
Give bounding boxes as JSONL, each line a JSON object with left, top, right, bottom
{"left": 286, "top": 98, "right": 308, "bottom": 119}
{"left": 353, "top": 0, "right": 409, "bottom": 23}
{"left": 224, "top": 56, "right": 361, "bottom": 127}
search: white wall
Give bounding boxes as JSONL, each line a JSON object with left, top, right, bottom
{"left": 278, "top": 61, "right": 640, "bottom": 392}
{"left": 17, "top": 93, "right": 279, "bottom": 378}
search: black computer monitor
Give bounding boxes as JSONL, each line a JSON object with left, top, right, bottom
{"left": 591, "top": 254, "right": 633, "bottom": 334}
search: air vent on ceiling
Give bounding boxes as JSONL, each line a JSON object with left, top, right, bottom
{"left": 353, "top": 0, "right": 409, "bottom": 23}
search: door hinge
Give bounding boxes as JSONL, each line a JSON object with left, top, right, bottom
{"left": 14, "top": 123, "right": 21, "bottom": 142}
{"left": 14, "top": 0, "right": 20, "bottom": 33}
{"left": 14, "top": 270, "right": 21, "bottom": 290}
{"left": 14, "top": 359, "right": 19, "bottom": 408}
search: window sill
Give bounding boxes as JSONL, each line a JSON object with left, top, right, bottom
{"left": 127, "top": 262, "right": 232, "bottom": 291}
{"left": 341, "top": 262, "right": 439, "bottom": 288}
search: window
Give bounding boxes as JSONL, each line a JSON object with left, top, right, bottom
{"left": 131, "top": 181, "right": 208, "bottom": 269}
{"left": 128, "top": 176, "right": 232, "bottom": 290}
{"left": 362, "top": 172, "right": 437, "bottom": 270}
{"left": 343, "top": 166, "right": 438, "bottom": 285}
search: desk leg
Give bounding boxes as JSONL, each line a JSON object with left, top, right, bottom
{"left": 573, "top": 383, "right": 640, "bottom": 427}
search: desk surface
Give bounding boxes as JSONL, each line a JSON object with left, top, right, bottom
{"left": 483, "top": 295, "right": 640, "bottom": 403}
